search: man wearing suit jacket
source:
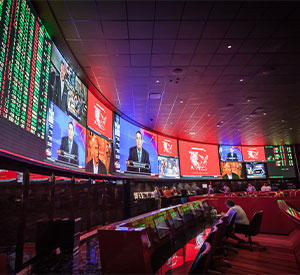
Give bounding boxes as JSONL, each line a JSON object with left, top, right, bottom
{"left": 222, "top": 163, "right": 239, "bottom": 180}
{"left": 127, "top": 130, "right": 151, "bottom": 173}
{"left": 86, "top": 136, "right": 107, "bottom": 174}
{"left": 226, "top": 147, "right": 238, "bottom": 162}
{"left": 58, "top": 121, "right": 79, "bottom": 165}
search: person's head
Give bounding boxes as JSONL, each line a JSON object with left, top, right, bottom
{"left": 90, "top": 136, "right": 100, "bottom": 163}
{"left": 136, "top": 130, "right": 143, "bottom": 150}
{"left": 224, "top": 163, "right": 232, "bottom": 175}
{"left": 68, "top": 122, "right": 74, "bottom": 141}
{"left": 264, "top": 182, "right": 267, "bottom": 186}
{"left": 60, "top": 61, "right": 66, "bottom": 80}
{"left": 230, "top": 147, "right": 234, "bottom": 154}
{"left": 225, "top": 199, "right": 235, "bottom": 208}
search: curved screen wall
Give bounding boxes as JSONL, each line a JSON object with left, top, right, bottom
{"left": 0, "top": 0, "right": 297, "bottom": 180}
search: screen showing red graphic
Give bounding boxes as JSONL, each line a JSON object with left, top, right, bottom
{"left": 158, "top": 135, "right": 178, "bottom": 157}
{"left": 179, "top": 141, "right": 221, "bottom": 178}
{"left": 87, "top": 91, "right": 113, "bottom": 139}
{"left": 242, "top": 146, "right": 265, "bottom": 162}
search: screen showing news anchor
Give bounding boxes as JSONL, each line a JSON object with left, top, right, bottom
{"left": 219, "top": 145, "right": 243, "bottom": 162}
{"left": 113, "top": 114, "right": 158, "bottom": 175}
{"left": 45, "top": 101, "right": 86, "bottom": 168}
{"left": 220, "top": 161, "right": 244, "bottom": 179}
{"left": 179, "top": 141, "right": 221, "bottom": 178}
{"left": 246, "top": 163, "right": 266, "bottom": 179}
{"left": 86, "top": 130, "right": 112, "bottom": 175}
{"left": 48, "top": 42, "right": 87, "bottom": 126}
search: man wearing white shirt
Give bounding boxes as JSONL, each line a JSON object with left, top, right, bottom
{"left": 261, "top": 183, "right": 271, "bottom": 191}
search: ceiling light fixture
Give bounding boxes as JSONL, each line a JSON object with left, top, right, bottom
{"left": 246, "top": 117, "right": 249, "bottom": 120}
{"left": 227, "top": 45, "right": 232, "bottom": 49}
{"left": 240, "top": 78, "right": 244, "bottom": 82}
{"left": 189, "top": 132, "right": 195, "bottom": 135}
{"left": 180, "top": 100, "right": 183, "bottom": 104}
{"left": 156, "top": 80, "right": 159, "bottom": 83}
{"left": 263, "top": 112, "right": 267, "bottom": 116}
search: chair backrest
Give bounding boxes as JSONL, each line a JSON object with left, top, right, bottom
{"left": 225, "top": 212, "right": 236, "bottom": 238}
{"left": 189, "top": 242, "right": 211, "bottom": 275}
{"left": 215, "top": 217, "right": 228, "bottom": 247}
{"left": 249, "top": 211, "right": 264, "bottom": 236}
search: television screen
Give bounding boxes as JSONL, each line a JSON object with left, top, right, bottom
{"left": 179, "top": 141, "right": 221, "bottom": 178}
{"left": 113, "top": 114, "right": 158, "bottom": 175}
{"left": 245, "top": 163, "right": 266, "bottom": 179}
{"left": 45, "top": 101, "right": 86, "bottom": 169}
{"left": 219, "top": 145, "right": 243, "bottom": 162}
{"left": 220, "top": 161, "right": 244, "bottom": 179}
{"left": 85, "top": 129, "right": 113, "bottom": 175}
{"left": 48, "top": 43, "right": 87, "bottom": 126}
{"left": 242, "top": 146, "right": 266, "bottom": 162}
{"left": 158, "top": 156, "right": 180, "bottom": 178}
{"left": 265, "top": 145, "right": 296, "bottom": 178}
{"left": 87, "top": 91, "right": 112, "bottom": 139}
{"left": 158, "top": 135, "right": 178, "bottom": 157}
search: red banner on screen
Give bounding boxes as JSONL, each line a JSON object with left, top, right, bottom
{"left": 242, "top": 146, "right": 265, "bottom": 161}
{"left": 179, "top": 141, "right": 220, "bottom": 177}
{"left": 158, "top": 135, "right": 178, "bottom": 157}
{"left": 87, "top": 92, "right": 112, "bottom": 139}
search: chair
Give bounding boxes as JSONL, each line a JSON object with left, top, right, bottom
{"left": 223, "top": 212, "right": 238, "bottom": 255}
{"left": 189, "top": 242, "right": 211, "bottom": 274}
{"left": 235, "top": 211, "right": 266, "bottom": 252}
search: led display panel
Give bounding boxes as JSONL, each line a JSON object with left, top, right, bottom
{"left": 242, "top": 146, "right": 266, "bottom": 162}
{"left": 245, "top": 163, "right": 266, "bottom": 179}
{"left": 87, "top": 91, "right": 112, "bottom": 140}
{"left": 157, "top": 135, "right": 179, "bottom": 178}
{"left": 220, "top": 161, "right": 244, "bottom": 179}
{"left": 0, "top": 0, "right": 52, "bottom": 160}
{"left": 219, "top": 145, "right": 243, "bottom": 162}
{"left": 265, "top": 145, "right": 296, "bottom": 178}
{"left": 113, "top": 114, "right": 158, "bottom": 175}
{"left": 179, "top": 141, "right": 221, "bottom": 178}
{"left": 85, "top": 129, "right": 113, "bottom": 175}
{"left": 48, "top": 43, "right": 87, "bottom": 126}
{"left": 45, "top": 101, "right": 86, "bottom": 169}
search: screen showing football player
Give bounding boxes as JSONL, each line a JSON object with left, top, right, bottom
{"left": 226, "top": 147, "right": 238, "bottom": 162}
{"left": 127, "top": 130, "right": 150, "bottom": 173}
{"left": 86, "top": 135, "right": 107, "bottom": 174}
{"left": 57, "top": 121, "right": 79, "bottom": 165}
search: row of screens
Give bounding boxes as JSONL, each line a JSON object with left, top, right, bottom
{"left": 0, "top": 0, "right": 296, "bottom": 180}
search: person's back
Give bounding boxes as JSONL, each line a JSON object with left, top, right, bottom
{"left": 228, "top": 205, "right": 249, "bottom": 225}
{"left": 261, "top": 185, "right": 271, "bottom": 192}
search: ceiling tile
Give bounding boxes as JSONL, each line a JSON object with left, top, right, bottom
{"left": 173, "top": 40, "right": 198, "bottom": 54}
{"left": 67, "top": 1, "right": 99, "bottom": 20}
{"left": 131, "top": 55, "right": 151, "bottom": 66}
{"left": 106, "top": 40, "right": 130, "bottom": 54}
{"left": 154, "top": 21, "right": 180, "bottom": 39}
{"left": 178, "top": 22, "right": 205, "bottom": 39}
{"left": 127, "top": 1, "right": 155, "bottom": 20}
{"left": 155, "top": 1, "right": 185, "bottom": 20}
{"left": 202, "top": 21, "right": 231, "bottom": 38}
{"left": 152, "top": 40, "right": 176, "bottom": 54}
{"left": 130, "top": 40, "right": 152, "bottom": 54}
{"left": 128, "top": 21, "right": 153, "bottom": 39}
{"left": 151, "top": 55, "right": 172, "bottom": 66}
{"left": 97, "top": 1, "right": 127, "bottom": 20}
{"left": 102, "top": 21, "right": 128, "bottom": 39}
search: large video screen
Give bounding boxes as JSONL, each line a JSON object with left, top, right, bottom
{"left": 157, "top": 135, "right": 179, "bottom": 178}
{"left": 179, "top": 141, "right": 221, "bottom": 178}
{"left": 219, "top": 145, "right": 243, "bottom": 162}
{"left": 265, "top": 145, "right": 296, "bottom": 178}
{"left": 245, "top": 163, "right": 266, "bottom": 179}
{"left": 45, "top": 102, "right": 86, "bottom": 169}
{"left": 86, "top": 129, "right": 112, "bottom": 175}
{"left": 87, "top": 91, "right": 112, "bottom": 139}
{"left": 113, "top": 114, "right": 158, "bottom": 175}
{"left": 242, "top": 146, "right": 265, "bottom": 162}
{"left": 48, "top": 43, "right": 87, "bottom": 126}
{"left": 220, "top": 161, "right": 244, "bottom": 179}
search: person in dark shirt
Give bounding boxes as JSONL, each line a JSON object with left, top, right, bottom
{"left": 181, "top": 187, "right": 188, "bottom": 204}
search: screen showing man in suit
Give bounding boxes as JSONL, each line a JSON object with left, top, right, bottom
{"left": 58, "top": 122, "right": 79, "bottom": 165}
{"left": 114, "top": 115, "right": 158, "bottom": 175}
{"left": 127, "top": 130, "right": 151, "bottom": 173}
{"left": 220, "top": 162, "right": 243, "bottom": 179}
{"left": 226, "top": 147, "right": 238, "bottom": 161}
{"left": 86, "top": 130, "right": 112, "bottom": 174}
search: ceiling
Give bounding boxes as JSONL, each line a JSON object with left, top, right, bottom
{"left": 33, "top": 0, "right": 300, "bottom": 145}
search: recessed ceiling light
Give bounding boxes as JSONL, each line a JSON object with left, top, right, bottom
{"left": 189, "top": 132, "right": 195, "bottom": 135}
{"left": 247, "top": 99, "right": 251, "bottom": 102}
{"left": 227, "top": 45, "right": 232, "bottom": 49}
{"left": 170, "top": 122, "right": 173, "bottom": 125}
{"left": 282, "top": 119, "right": 285, "bottom": 122}
{"left": 207, "top": 114, "right": 211, "bottom": 117}
{"left": 180, "top": 100, "right": 183, "bottom": 104}
{"left": 290, "top": 128, "right": 292, "bottom": 130}
{"left": 156, "top": 80, "right": 159, "bottom": 83}
{"left": 240, "top": 78, "right": 244, "bottom": 82}
{"left": 263, "top": 112, "right": 267, "bottom": 116}
{"left": 246, "top": 117, "right": 249, "bottom": 120}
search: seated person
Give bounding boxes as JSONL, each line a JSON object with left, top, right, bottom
{"left": 261, "top": 183, "right": 271, "bottom": 191}
{"left": 225, "top": 199, "right": 249, "bottom": 243}
{"left": 247, "top": 183, "right": 256, "bottom": 192}
{"left": 223, "top": 184, "right": 231, "bottom": 193}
